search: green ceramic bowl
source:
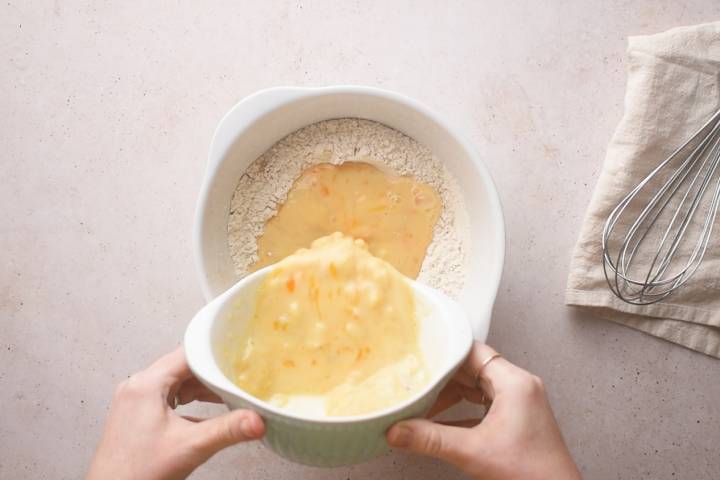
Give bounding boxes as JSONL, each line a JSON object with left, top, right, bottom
{"left": 184, "top": 266, "right": 473, "bottom": 467}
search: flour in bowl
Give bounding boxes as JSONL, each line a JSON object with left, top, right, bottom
{"left": 227, "top": 118, "right": 469, "bottom": 297}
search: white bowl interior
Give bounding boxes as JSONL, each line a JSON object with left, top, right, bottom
{"left": 185, "top": 267, "right": 472, "bottom": 422}
{"left": 195, "top": 86, "right": 504, "bottom": 341}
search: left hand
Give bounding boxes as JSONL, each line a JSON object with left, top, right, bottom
{"left": 87, "top": 348, "right": 265, "bottom": 480}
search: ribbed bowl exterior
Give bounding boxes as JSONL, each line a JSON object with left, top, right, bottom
{"left": 222, "top": 372, "right": 452, "bottom": 467}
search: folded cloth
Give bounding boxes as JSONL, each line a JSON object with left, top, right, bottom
{"left": 566, "top": 21, "right": 720, "bottom": 358}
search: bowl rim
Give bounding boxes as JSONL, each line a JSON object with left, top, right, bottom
{"left": 193, "top": 85, "right": 506, "bottom": 324}
{"left": 185, "top": 265, "right": 475, "bottom": 425}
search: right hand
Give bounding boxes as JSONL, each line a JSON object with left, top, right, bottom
{"left": 386, "top": 342, "right": 581, "bottom": 480}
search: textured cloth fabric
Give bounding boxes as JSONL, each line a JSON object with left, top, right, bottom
{"left": 566, "top": 22, "right": 720, "bottom": 358}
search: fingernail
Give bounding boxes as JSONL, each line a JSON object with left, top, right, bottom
{"left": 240, "top": 418, "right": 259, "bottom": 438}
{"left": 387, "top": 425, "right": 412, "bottom": 448}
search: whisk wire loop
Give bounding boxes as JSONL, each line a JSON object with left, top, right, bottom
{"left": 602, "top": 108, "right": 720, "bottom": 305}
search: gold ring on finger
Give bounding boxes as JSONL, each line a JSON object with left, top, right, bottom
{"left": 474, "top": 353, "right": 502, "bottom": 390}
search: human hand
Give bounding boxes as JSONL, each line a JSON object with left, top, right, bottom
{"left": 386, "top": 342, "right": 580, "bottom": 480}
{"left": 87, "top": 348, "right": 265, "bottom": 480}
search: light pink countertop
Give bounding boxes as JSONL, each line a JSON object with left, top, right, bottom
{"left": 2, "top": 2, "right": 718, "bottom": 479}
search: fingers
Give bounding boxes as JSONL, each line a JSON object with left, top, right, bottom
{"left": 146, "top": 348, "right": 194, "bottom": 387}
{"left": 181, "top": 415, "right": 205, "bottom": 423}
{"left": 190, "top": 409, "right": 265, "bottom": 459}
{"left": 456, "top": 342, "right": 522, "bottom": 401}
{"left": 386, "top": 418, "right": 476, "bottom": 468}
{"left": 131, "top": 349, "right": 225, "bottom": 409}
{"left": 175, "top": 378, "right": 223, "bottom": 406}
{"left": 426, "top": 381, "right": 487, "bottom": 418}
{"left": 426, "top": 382, "right": 463, "bottom": 417}
{"left": 437, "top": 418, "right": 484, "bottom": 428}
{"left": 115, "top": 349, "right": 193, "bottom": 402}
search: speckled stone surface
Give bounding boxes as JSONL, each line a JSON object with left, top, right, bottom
{"left": 2, "top": 1, "right": 719, "bottom": 479}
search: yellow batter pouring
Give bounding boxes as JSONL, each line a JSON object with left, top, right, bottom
{"left": 251, "top": 162, "right": 442, "bottom": 279}
{"left": 224, "top": 233, "right": 429, "bottom": 416}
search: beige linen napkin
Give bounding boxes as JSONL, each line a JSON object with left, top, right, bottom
{"left": 566, "top": 22, "right": 720, "bottom": 358}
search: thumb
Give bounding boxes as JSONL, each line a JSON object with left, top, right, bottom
{"left": 386, "top": 418, "right": 474, "bottom": 466}
{"left": 191, "top": 409, "right": 265, "bottom": 458}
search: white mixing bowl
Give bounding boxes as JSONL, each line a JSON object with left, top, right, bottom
{"left": 194, "top": 85, "right": 505, "bottom": 340}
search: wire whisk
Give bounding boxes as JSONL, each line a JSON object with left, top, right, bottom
{"left": 602, "top": 108, "right": 720, "bottom": 305}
